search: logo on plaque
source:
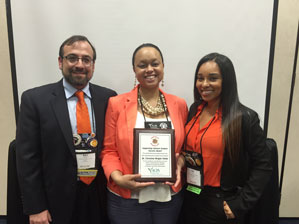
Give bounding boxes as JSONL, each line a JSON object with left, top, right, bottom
{"left": 151, "top": 136, "right": 159, "bottom": 146}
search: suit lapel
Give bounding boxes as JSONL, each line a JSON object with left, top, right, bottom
{"left": 50, "top": 81, "right": 76, "bottom": 159}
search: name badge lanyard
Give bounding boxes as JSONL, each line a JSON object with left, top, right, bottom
{"left": 88, "top": 103, "right": 98, "bottom": 162}
{"left": 85, "top": 102, "right": 97, "bottom": 151}
{"left": 184, "top": 104, "right": 215, "bottom": 189}
{"left": 138, "top": 91, "right": 172, "bottom": 129}
{"left": 90, "top": 103, "right": 96, "bottom": 134}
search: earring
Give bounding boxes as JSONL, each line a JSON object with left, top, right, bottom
{"left": 161, "top": 79, "right": 164, "bottom": 87}
{"left": 134, "top": 77, "right": 137, "bottom": 88}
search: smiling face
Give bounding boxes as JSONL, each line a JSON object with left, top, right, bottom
{"left": 196, "top": 61, "right": 222, "bottom": 105}
{"left": 133, "top": 47, "right": 164, "bottom": 91}
{"left": 58, "top": 41, "right": 95, "bottom": 89}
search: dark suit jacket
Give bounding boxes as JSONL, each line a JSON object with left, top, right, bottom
{"left": 187, "top": 102, "right": 272, "bottom": 221}
{"left": 16, "top": 80, "right": 116, "bottom": 224}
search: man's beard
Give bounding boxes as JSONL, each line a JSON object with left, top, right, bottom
{"left": 63, "top": 68, "right": 90, "bottom": 88}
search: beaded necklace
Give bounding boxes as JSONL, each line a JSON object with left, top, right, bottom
{"left": 138, "top": 90, "right": 167, "bottom": 116}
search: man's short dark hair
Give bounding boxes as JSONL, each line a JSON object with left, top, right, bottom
{"left": 59, "top": 35, "right": 96, "bottom": 61}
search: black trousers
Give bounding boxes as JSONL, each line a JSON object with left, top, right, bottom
{"left": 180, "top": 187, "right": 243, "bottom": 224}
{"left": 70, "top": 180, "right": 109, "bottom": 224}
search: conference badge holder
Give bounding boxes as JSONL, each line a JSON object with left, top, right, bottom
{"left": 182, "top": 150, "right": 204, "bottom": 194}
{"left": 73, "top": 133, "right": 98, "bottom": 178}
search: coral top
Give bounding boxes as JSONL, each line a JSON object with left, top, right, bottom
{"left": 185, "top": 103, "right": 224, "bottom": 187}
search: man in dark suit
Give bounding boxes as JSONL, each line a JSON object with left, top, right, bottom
{"left": 16, "top": 35, "right": 117, "bottom": 224}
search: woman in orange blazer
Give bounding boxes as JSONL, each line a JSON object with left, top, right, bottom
{"left": 101, "top": 43, "right": 188, "bottom": 224}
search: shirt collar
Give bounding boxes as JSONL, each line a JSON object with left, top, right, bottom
{"left": 63, "top": 78, "right": 91, "bottom": 99}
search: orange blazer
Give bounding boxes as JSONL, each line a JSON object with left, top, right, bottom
{"left": 101, "top": 86, "right": 188, "bottom": 198}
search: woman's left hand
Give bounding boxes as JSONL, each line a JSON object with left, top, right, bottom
{"left": 223, "top": 201, "right": 235, "bottom": 219}
{"left": 165, "top": 153, "right": 185, "bottom": 187}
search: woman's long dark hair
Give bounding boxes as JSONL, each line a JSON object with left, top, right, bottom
{"left": 193, "top": 53, "right": 242, "bottom": 164}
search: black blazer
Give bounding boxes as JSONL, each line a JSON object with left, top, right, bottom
{"left": 187, "top": 102, "right": 272, "bottom": 220}
{"left": 16, "top": 80, "right": 116, "bottom": 223}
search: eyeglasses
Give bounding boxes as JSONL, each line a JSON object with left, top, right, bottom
{"left": 63, "top": 55, "right": 94, "bottom": 66}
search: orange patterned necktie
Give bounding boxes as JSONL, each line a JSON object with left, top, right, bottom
{"left": 75, "top": 90, "right": 94, "bottom": 185}
{"left": 75, "top": 90, "right": 91, "bottom": 134}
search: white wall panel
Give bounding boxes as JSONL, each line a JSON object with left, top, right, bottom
{"left": 10, "top": 0, "right": 274, "bottom": 124}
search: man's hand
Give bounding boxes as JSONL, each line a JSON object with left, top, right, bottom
{"left": 29, "top": 210, "right": 52, "bottom": 224}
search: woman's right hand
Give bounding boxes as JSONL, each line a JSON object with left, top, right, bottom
{"left": 110, "top": 170, "right": 155, "bottom": 191}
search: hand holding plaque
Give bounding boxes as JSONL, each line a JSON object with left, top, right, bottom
{"left": 110, "top": 170, "right": 155, "bottom": 190}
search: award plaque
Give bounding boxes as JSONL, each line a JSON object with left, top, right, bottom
{"left": 133, "top": 128, "right": 176, "bottom": 182}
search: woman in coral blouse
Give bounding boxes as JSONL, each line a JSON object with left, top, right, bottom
{"left": 180, "top": 53, "right": 272, "bottom": 224}
{"left": 101, "top": 43, "right": 188, "bottom": 224}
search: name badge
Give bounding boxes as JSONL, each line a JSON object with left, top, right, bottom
{"left": 187, "top": 167, "right": 202, "bottom": 186}
{"left": 144, "top": 121, "right": 172, "bottom": 129}
{"left": 76, "top": 152, "right": 96, "bottom": 169}
{"left": 182, "top": 150, "right": 204, "bottom": 188}
{"left": 73, "top": 133, "right": 98, "bottom": 171}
